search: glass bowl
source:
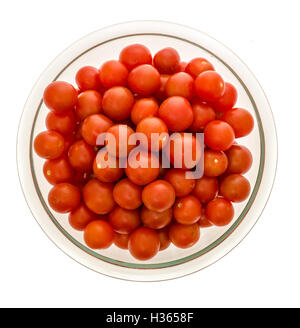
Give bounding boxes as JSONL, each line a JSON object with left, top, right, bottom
{"left": 17, "top": 21, "right": 277, "bottom": 281}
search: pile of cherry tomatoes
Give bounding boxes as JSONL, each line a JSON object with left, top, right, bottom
{"left": 34, "top": 44, "right": 254, "bottom": 261}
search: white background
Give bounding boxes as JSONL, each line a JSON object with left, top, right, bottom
{"left": 0, "top": 0, "right": 298, "bottom": 308}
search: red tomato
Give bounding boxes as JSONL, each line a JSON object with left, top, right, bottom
{"left": 177, "top": 61, "right": 188, "bottom": 72}
{"left": 43, "top": 81, "right": 77, "bottom": 114}
{"left": 71, "top": 171, "right": 90, "bottom": 189}
{"left": 159, "top": 96, "right": 193, "bottom": 131}
{"left": 75, "top": 90, "right": 102, "bottom": 121}
{"left": 125, "top": 150, "right": 160, "bottom": 186}
{"left": 225, "top": 144, "right": 253, "bottom": 174}
{"left": 48, "top": 183, "right": 81, "bottom": 213}
{"left": 222, "top": 108, "right": 254, "bottom": 138}
{"left": 113, "top": 178, "right": 143, "bottom": 210}
{"left": 68, "top": 140, "right": 95, "bottom": 172}
{"left": 195, "top": 71, "right": 225, "bottom": 102}
{"left": 119, "top": 44, "right": 152, "bottom": 71}
{"left": 75, "top": 66, "right": 102, "bottom": 91}
{"left": 153, "top": 47, "right": 180, "bottom": 74}
{"left": 131, "top": 97, "right": 159, "bottom": 125}
{"left": 128, "top": 227, "right": 160, "bottom": 260}
{"left": 83, "top": 179, "right": 115, "bottom": 214}
{"left": 185, "top": 57, "right": 215, "bottom": 78}
{"left": 46, "top": 111, "right": 76, "bottom": 136}
{"left": 205, "top": 197, "right": 234, "bottom": 226}
{"left": 157, "top": 227, "right": 171, "bottom": 251}
{"left": 154, "top": 74, "right": 170, "bottom": 101}
{"left": 81, "top": 114, "right": 113, "bottom": 146}
{"left": 168, "top": 133, "right": 202, "bottom": 170}
{"left": 136, "top": 117, "right": 168, "bottom": 151}
{"left": 109, "top": 206, "right": 140, "bottom": 234}
{"left": 128, "top": 64, "right": 160, "bottom": 96}
{"left": 68, "top": 203, "right": 97, "bottom": 231}
{"left": 84, "top": 220, "right": 115, "bottom": 249}
{"left": 197, "top": 210, "right": 213, "bottom": 228}
{"left": 99, "top": 60, "right": 128, "bottom": 89}
{"left": 204, "top": 149, "right": 228, "bottom": 177}
{"left": 169, "top": 222, "right": 200, "bottom": 248}
{"left": 204, "top": 120, "right": 235, "bottom": 151}
{"left": 114, "top": 232, "right": 130, "bottom": 249}
{"left": 220, "top": 174, "right": 251, "bottom": 202}
{"left": 173, "top": 195, "right": 202, "bottom": 225}
{"left": 213, "top": 82, "right": 237, "bottom": 112}
{"left": 102, "top": 86, "right": 134, "bottom": 121}
{"left": 93, "top": 148, "right": 124, "bottom": 183}
{"left": 105, "top": 124, "right": 135, "bottom": 158}
{"left": 43, "top": 156, "right": 74, "bottom": 185}
{"left": 165, "top": 72, "right": 194, "bottom": 100}
{"left": 164, "top": 169, "right": 195, "bottom": 197}
{"left": 63, "top": 133, "right": 76, "bottom": 154}
{"left": 193, "top": 176, "right": 218, "bottom": 203}
{"left": 190, "top": 100, "right": 216, "bottom": 131}
{"left": 141, "top": 206, "right": 172, "bottom": 230}
{"left": 34, "top": 130, "right": 65, "bottom": 159}
{"left": 142, "top": 180, "right": 175, "bottom": 212}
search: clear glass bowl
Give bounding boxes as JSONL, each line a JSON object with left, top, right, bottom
{"left": 17, "top": 21, "right": 277, "bottom": 281}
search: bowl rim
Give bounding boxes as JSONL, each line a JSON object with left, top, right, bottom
{"left": 17, "top": 20, "right": 277, "bottom": 281}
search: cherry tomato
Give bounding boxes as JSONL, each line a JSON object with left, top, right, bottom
{"left": 43, "top": 156, "right": 74, "bottom": 185}
{"left": 198, "top": 210, "right": 213, "bottom": 228}
{"left": 222, "top": 108, "right": 254, "bottom": 138}
{"left": 165, "top": 72, "right": 194, "bottom": 100}
{"left": 195, "top": 71, "right": 225, "bottom": 102}
{"left": 68, "top": 203, "right": 97, "bottom": 231}
{"left": 169, "top": 222, "right": 200, "bottom": 248}
{"left": 154, "top": 74, "right": 170, "bottom": 101}
{"left": 81, "top": 114, "right": 113, "bottom": 146}
{"left": 168, "top": 133, "right": 202, "bottom": 170}
{"left": 128, "top": 64, "right": 160, "bottom": 96}
{"left": 99, "top": 60, "right": 128, "bottom": 89}
{"left": 185, "top": 57, "right": 214, "bottom": 78}
{"left": 142, "top": 180, "right": 175, "bottom": 212}
{"left": 68, "top": 140, "right": 95, "bottom": 172}
{"left": 173, "top": 195, "right": 202, "bottom": 225}
{"left": 109, "top": 206, "right": 140, "bottom": 234}
{"left": 177, "top": 61, "right": 188, "bottom": 72}
{"left": 157, "top": 227, "right": 171, "bottom": 251}
{"left": 119, "top": 44, "right": 152, "bottom": 71}
{"left": 71, "top": 171, "right": 90, "bottom": 189}
{"left": 204, "top": 149, "right": 228, "bottom": 177}
{"left": 93, "top": 148, "right": 124, "bottom": 182}
{"left": 34, "top": 130, "right": 65, "bottom": 159}
{"left": 153, "top": 47, "right": 180, "bottom": 74}
{"left": 84, "top": 220, "right": 115, "bottom": 249}
{"left": 75, "top": 66, "right": 102, "bottom": 91}
{"left": 75, "top": 90, "right": 102, "bottom": 121}
{"left": 113, "top": 178, "right": 142, "bottom": 210}
{"left": 83, "top": 178, "right": 115, "bottom": 214}
{"left": 105, "top": 124, "right": 135, "bottom": 157}
{"left": 225, "top": 144, "right": 253, "bottom": 174}
{"left": 212, "top": 82, "right": 237, "bottom": 112}
{"left": 102, "top": 86, "right": 134, "bottom": 121}
{"left": 164, "top": 169, "right": 195, "bottom": 197}
{"left": 131, "top": 97, "right": 159, "bottom": 125}
{"left": 193, "top": 176, "right": 218, "bottom": 203}
{"left": 125, "top": 150, "right": 160, "bottom": 185}
{"left": 220, "top": 174, "right": 250, "bottom": 202}
{"left": 159, "top": 96, "right": 193, "bottom": 131}
{"left": 128, "top": 227, "right": 160, "bottom": 260}
{"left": 205, "top": 197, "right": 234, "bottom": 226}
{"left": 136, "top": 117, "right": 168, "bottom": 151}
{"left": 190, "top": 100, "right": 216, "bottom": 131}
{"left": 63, "top": 133, "right": 76, "bottom": 154}
{"left": 114, "top": 232, "right": 130, "bottom": 249}
{"left": 204, "top": 120, "right": 235, "bottom": 151}
{"left": 46, "top": 110, "right": 76, "bottom": 136}
{"left": 48, "top": 183, "right": 81, "bottom": 213}
{"left": 43, "top": 81, "right": 77, "bottom": 114}
{"left": 141, "top": 206, "right": 172, "bottom": 229}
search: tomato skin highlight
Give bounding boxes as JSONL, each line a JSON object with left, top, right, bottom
{"left": 43, "top": 157, "right": 74, "bottom": 185}
{"left": 185, "top": 57, "right": 215, "bottom": 78}
{"left": 128, "top": 227, "right": 160, "bottom": 260}
{"left": 34, "top": 130, "right": 65, "bottom": 159}
{"left": 84, "top": 220, "right": 115, "bottom": 249}
{"left": 195, "top": 71, "right": 225, "bottom": 102}
{"left": 173, "top": 195, "right": 202, "bottom": 225}
{"left": 212, "top": 82, "right": 237, "bottom": 112}
{"left": 204, "top": 149, "right": 228, "bottom": 177}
